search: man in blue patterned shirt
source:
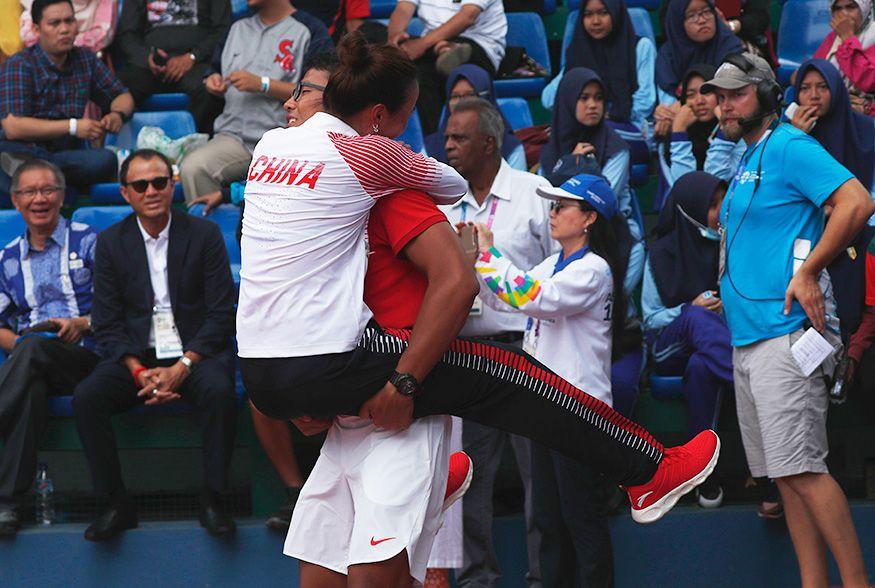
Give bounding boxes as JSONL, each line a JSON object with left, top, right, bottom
{"left": 0, "top": 0, "right": 134, "bottom": 204}
{"left": 0, "top": 159, "right": 99, "bottom": 536}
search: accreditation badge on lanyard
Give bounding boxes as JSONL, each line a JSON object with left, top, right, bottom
{"left": 462, "top": 197, "right": 500, "bottom": 317}
{"left": 153, "top": 306, "right": 183, "bottom": 359}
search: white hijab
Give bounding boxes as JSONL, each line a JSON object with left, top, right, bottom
{"left": 828, "top": 0, "right": 875, "bottom": 95}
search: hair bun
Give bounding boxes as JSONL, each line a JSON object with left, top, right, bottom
{"left": 336, "top": 32, "right": 372, "bottom": 72}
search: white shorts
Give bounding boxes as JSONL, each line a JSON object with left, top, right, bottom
{"left": 284, "top": 415, "right": 452, "bottom": 584}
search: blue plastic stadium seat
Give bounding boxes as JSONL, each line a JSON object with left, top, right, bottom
{"left": 0, "top": 210, "right": 26, "bottom": 246}
{"left": 397, "top": 110, "right": 425, "bottom": 154}
{"left": 495, "top": 13, "right": 551, "bottom": 98}
{"left": 568, "top": 0, "right": 659, "bottom": 8}
{"left": 370, "top": 0, "right": 397, "bottom": 18}
{"left": 71, "top": 206, "right": 131, "bottom": 232}
{"left": 140, "top": 93, "right": 191, "bottom": 111}
{"left": 777, "top": 0, "right": 831, "bottom": 85}
{"left": 496, "top": 97, "right": 533, "bottom": 131}
{"left": 542, "top": 0, "right": 557, "bottom": 15}
{"left": 230, "top": 0, "right": 251, "bottom": 20}
{"left": 188, "top": 204, "right": 241, "bottom": 285}
{"left": 563, "top": 8, "right": 655, "bottom": 70}
{"left": 649, "top": 374, "right": 685, "bottom": 400}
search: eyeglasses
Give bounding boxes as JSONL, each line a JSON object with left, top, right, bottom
{"left": 13, "top": 186, "right": 62, "bottom": 198}
{"left": 292, "top": 81, "right": 326, "bottom": 101}
{"left": 449, "top": 90, "right": 489, "bottom": 102}
{"left": 684, "top": 7, "right": 714, "bottom": 22}
{"left": 550, "top": 201, "right": 583, "bottom": 213}
{"left": 124, "top": 176, "right": 171, "bottom": 193}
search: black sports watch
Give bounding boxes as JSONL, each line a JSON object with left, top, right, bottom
{"left": 389, "top": 371, "right": 422, "bottom": 398}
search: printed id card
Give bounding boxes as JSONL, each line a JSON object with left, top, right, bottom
{"left": 153, "top": 309, "right": 183, "bottom": 359}
{"left": 718, "top": 227, "right": 726, "bottom": 280}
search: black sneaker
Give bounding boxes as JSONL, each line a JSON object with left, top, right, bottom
{"left": 696, "top": 476, "right": 724, "bottom": 509}
{"left": 265, "top": 487, "right": 301, "bottom": 532}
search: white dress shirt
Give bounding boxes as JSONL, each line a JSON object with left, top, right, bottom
{"left": 440, "top": 159, "right": 557, "bottom": 337}
{"left": 137, "top": 216, "right": 171, "bottom": 347}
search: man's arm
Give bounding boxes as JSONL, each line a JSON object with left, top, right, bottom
{"left": 116, "top": 0, "right": 151, "bottom": 67}
{"left": 182, "top": 223, "right": 236, "bottom": 357}
{"left": 0, "top": 327, "right": 17, "bottom": 353}
{"left": 419, "top": 5, "right": 482, "bottom": 49}
{"left": 785, "top": 178, "right": 875, "bottom": 331}
{"left": 387, "top": 0, "right": 416, "bottom": 45}
{"left": 358, "top": 222, "right": 479, "bottom": 429}
{"left": 192, "top": 0, "right": 231, "bottom": 63}
{"left": 92, "top": 233, "right": 143, "bottom": 362}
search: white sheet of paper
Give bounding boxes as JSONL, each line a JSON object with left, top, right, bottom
{"left": 790, "top": 328, "right": 834, "bottom": 377}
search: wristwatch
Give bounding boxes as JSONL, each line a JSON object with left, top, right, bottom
{"left": 389, "top": 371, "right": 422, "bottom": 398}
{"left": 179, "top": 355, "right": 194, "bottom": 373}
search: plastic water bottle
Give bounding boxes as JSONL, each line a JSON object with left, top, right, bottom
{"left": 35, "top": 463, "right": 55, "bottom": 525}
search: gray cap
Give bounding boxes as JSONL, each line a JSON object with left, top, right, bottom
{"left": 701, "top": 52, "right": 775, "bottom": 93}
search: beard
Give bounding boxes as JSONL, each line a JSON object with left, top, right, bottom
{"left": 719, "top": 104, "right": 768, "bottom": 142}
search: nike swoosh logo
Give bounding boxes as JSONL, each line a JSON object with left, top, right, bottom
{"left": 370, "top": 536, "right": 395, "bottom": 546}
{"left": 637, "top": 491, "right": 654, "bottom": 508}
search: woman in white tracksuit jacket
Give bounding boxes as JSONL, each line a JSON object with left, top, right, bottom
{"left": 471, "top": 173, "right": 627, "bottom": 586}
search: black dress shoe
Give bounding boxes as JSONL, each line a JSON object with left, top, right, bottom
{"left": 0, "top": 509, "right": 21, "bottom": 537}
{"left": 265, "top": 487, "right": 301, "bottom": 532}
{"left": 84, "top": 507, "right": 138, "bottom": 542}
{"left": 199, "top": 503, "right": 236, "bottom": 536}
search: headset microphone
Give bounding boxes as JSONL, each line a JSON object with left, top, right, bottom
{"left": 737, "top": 110, "right": 773, "bottom": 133}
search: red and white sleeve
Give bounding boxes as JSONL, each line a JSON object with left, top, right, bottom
{"left": 329, "top": 132, "right": 466, "bottom": 205}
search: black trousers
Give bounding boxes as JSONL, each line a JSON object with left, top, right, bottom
{"left": 415, "top": 37, "right": 496, "bottom": 136}
{"left": 117, "top": 62, "right": 225, "bottom": 134}
{"left": 242, "top": 324, "right": 662, "bottom": 487}
{"left": 532, "top": 444, "right": 614, "bottom": 588}
{"left": 0, "top": 337, "right": 99, "bottom": 508}
{"left": 72, "top": 350, "right": 237, "bottom": 498}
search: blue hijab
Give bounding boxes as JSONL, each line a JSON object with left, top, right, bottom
{"left": 539, "top": 68, "right": 628, "bottom": 175}
{"left": 565, "top": 0, "right": 639, "bottom": 122}
{"left": 794, "top": 59, "right": 875, "bottom": 192}
{"left": 656, "top": 0, "right": 743, "bottom": 95}
{"left": 423, "top": 65, "right": 522, "bottom": 164}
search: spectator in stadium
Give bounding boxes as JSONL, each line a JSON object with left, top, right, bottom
{"left": 641, "top": 170, "right": 733, "bottom": 507}
{"left": 657, "top": 63, "right": 745, "bottom": 194}
{"left": 540, "top": 69, "right": 640, "bottom": 244}
{"left": 115, "top": 0, "right": 228, "bottom": 133}
{"left": 0, "top": 160, "right": 99, "bottom": 537}
{"left": 438, "top": 97, "right": 551, "bottom": 588}
{"left": 472, "top": 174, "right": 625, "bottom": 588}
{"left": 0, "top": 0, "right": 133, "bottom": 204}
{"left": 73, "top": 149, "right": 238, "bottom": 542}
{"left": 814, "top": 0, "right": 875, "bottom": 116}
{"left": 20, "top": 0, "right": 117, "bottom": 54}
{"left": 653, "top": 0, "right": 742, "bottom": 138}
{"left": 178, "top": 0, "right": 332, "bottom": 206}
{"left": 847, "top": 233, "right": 875, "bottom": 383}
{"left": 386, "top": 0, "right": 507, "bottom": 134}
{"left": 703, "top": 52, "right": 873, "bottom": 588}
{"left": 541, "top": 0, "right": 656, "bottom": 138}
{"left": 424, "top": 64, "right": 526, "bottom": 170}
{"left": 293, "top": 0, "right": 368, "bottom": 43}
{"left": 713, "top": 0, "right": 772, "bottom": 63}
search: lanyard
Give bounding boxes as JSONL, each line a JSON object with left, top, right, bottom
{"left": 460, "top": 196, "right": 500, "bottom": 229}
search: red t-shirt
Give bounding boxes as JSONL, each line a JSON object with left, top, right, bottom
{"left": 364, "top": 189, "right": 449, "bottom": 329}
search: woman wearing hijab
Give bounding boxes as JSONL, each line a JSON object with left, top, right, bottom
{"left": 473, "top": 174, "right": 627, "bottom": 586}
{"left": 814, "top": 0, "right": 875, "bottom": 116}
{"left": 642, "top": 171, "right": 733, "bottom": 508}
{"left": 541, "top": 0, "right": 656, "bottom": 136}
{"left": 656, "top": 64, "right": 745, "bottom": 204}
{"left": 653, "top": 0, "right": 743, "bottom": 137}
{"left": 424, "top": 64, "right": 526, "bottom": 170}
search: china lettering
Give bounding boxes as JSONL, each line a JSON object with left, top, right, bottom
{"left": 247, "top": 157, "right": 325, "bottom": 188}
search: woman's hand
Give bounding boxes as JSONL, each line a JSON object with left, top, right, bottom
{"left": 791, "top": 104, "right": 818, "bottom": 133}
{"left": 474, "top": 222, "right": 494, "bottom": 252}
{"left": 572, "top": 142, "right": 595, "bottom": 156}
{"left": 832, "top": 11, "right": 857, "bottom": 42}
{"left": 672, "top": 104, "right": 698, "bottom": 133}
{"left": 692, "top": 291, "right": 723, "bottom": 313}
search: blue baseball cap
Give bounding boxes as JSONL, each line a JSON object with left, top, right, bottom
{"left": 536, "top": 174, "right": 618, "bottom": 219}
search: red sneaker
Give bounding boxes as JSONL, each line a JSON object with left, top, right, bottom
{"left": 443, "top": 451, "right": 473, "bottom": 511}
{"left": 625, "top": 430, "right": 720, "bottom": 524}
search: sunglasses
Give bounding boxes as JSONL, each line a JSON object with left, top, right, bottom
{"left": 124, "top": 176, "right": 171, "bottom": 193}
{"left": 292, "top": 81, "right": 326, "bottom": 101}
{"left": 550, "top": 201, "right": 584, "bottom": 213}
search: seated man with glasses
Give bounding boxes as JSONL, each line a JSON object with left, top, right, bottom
{"left": 179, "top": 0, "right": 334, "bottom": 212}
{"left": 0, "top": 159, "right": 100, "bottom": 536}
{"left": 73, "top": 149, "right": 238, "bottom": 542}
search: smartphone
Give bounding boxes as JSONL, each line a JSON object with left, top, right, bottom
{"left": 784, "top": 102, "right": 799, "bottom": 120}
{"left": 150, "top": 46, "right": 168, "bottom": 67}
{"left": 459, "top": 224, "right": 478, "bottom": 255}
{"left": 21, "top": 320, "right": 60, "bottom": 335}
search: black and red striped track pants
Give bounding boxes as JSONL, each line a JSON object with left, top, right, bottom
{"left": 242, "top": 325, "right": 663, "bottom": 486}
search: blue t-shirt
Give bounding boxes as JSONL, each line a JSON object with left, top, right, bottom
{"left": 719, "top": 124, "right": 853, "bottom": 346}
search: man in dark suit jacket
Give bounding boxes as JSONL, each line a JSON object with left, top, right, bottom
{"left": 73, "top": 149, "right": 238, "bottom": 542}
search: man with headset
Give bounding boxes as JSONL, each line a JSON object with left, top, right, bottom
{"left": 702, "top": 53, "right": 873, "bottom": 587}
